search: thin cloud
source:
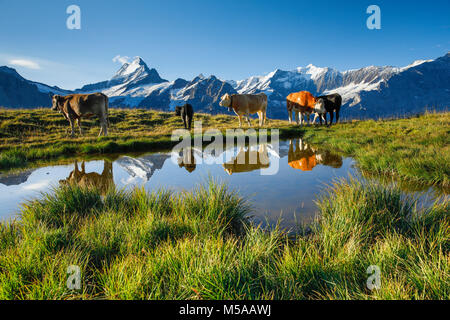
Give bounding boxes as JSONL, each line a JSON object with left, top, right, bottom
{"left": 112, "top": 55, "right": 130, "bottom": 65}
{"left": 9, "top": 59, "right": 41, "bottom": 70}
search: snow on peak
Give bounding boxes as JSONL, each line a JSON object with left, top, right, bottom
{"left": 305, "top": 64, "right": 328, "bottom": 80}
{"left": 114, "top": 56, "right": 148, "bottom": 78}
{"left": 401, "top": 59, "right": 433, "bottom": 71}
{"left": 294, "top": 64, "right": 329, "bottom": 80}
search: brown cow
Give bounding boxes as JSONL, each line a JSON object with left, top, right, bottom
{"left": 219, "top": 93, "right": 267, "bottom": 127}
{"left": 51, "top": 93, "right": 109, "bottom": 137}
{"left": 286, "top": 91, "right": 325, "bottom": 126}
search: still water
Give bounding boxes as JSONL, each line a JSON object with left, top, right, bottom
{"left": 0, "top": 139, "right": 443, "bottom": 230}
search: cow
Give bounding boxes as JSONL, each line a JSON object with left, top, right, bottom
{"left": 51, "top": 93, "right": 109, "bottom": 137}
{"left": 316, "top": 93, "right": 342, "bottom": 126}
{"left": 219, "top": 93, "right": 267, "bottom": 127}
{"left": 60, "top": 160, "right": 114, "bottom": 195}
{"left": 286, "top": 91, "right": 325, "bottom": 126}
{"left": 175, "top": 104, "right": 194, "bottom": 130}
{"left": 222, "top": 144, "right": 270, "bottom": 175}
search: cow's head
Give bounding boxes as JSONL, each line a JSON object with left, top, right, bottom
{"left": 51, "top": 95, "right": 63, "bottom": 112}
{"left": 219, "top": 93, "right": 232, "bottom": 108}
{"left": 314, "top": 98, "right": 326, "bottom": 114}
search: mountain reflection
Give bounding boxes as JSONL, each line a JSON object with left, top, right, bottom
{"left": 60, "top": 160, "right": 114, "bottom": 194}
{"left": 288, "top": 139, "right": 342, "bottom": 171}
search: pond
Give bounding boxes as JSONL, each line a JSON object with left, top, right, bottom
{"left": 0, "top": 138, "right": 444, "bottom": 231}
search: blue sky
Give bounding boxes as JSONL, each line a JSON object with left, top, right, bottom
{"left": 0, "top": 0, "right": 449, "bottom": 89}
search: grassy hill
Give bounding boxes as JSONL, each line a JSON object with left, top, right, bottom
{"left": 0, "top": 108, "right": 449, "bottom": 188}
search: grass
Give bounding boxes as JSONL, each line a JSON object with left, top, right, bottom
{"left": 0, "top": 108, "right": 297, "bottom": 170}
{"left": 0, "top": 179, "right": 448, "bottom": 300}
{"left": 303, "top": 112, "right": 450, "bottom": 189}
{"left": 0, "top": 108, "right": 448, "bottom": 189}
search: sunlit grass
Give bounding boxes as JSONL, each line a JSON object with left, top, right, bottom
{"left": 0, "top": 108, "right": 448, "bottom": 188}
{"left": 0, "top": 179, "right": 448, "bottom": 300}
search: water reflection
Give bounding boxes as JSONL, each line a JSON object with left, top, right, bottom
{"left": 223, "top": 145, "right": 270, "bottom": 175}
{"left": 177, "top": 147, "right": 197, "bottom": 173}
{"left": 288, "top": 138, "right": 342, "bottom": 171}
{"left": 0, "top": 138, "right": 445, "bottom": 230}
{"left": 60, "top": 160, "right": 114, "bottom": 194}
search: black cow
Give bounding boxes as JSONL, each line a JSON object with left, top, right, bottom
{"left": 175, "top": 104, "right": 194, "bottom": 130}
{"left": 317, "top": 93, "right": 342, "bottom": 126}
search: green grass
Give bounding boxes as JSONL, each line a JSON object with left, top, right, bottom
{"left": 0, "top": 108, "right": 449, "bottom": 189}
{"left": 0, "top": 179, "right": 448, "bottom": 300}
{"left": 0, "top": 108, "right": 300, "bottom": 172}
{"left": 302, "top": 112, "right": 450, "bottom": 189}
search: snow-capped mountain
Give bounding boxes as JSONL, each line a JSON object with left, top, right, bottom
{"left": 233, "top": 55, "right": 449, "bottom": 119}
{"left": 0, "top": 53, "right": 448, "bottom": 119}
{"left": 76, "top": 56, "right": 171, "bottom": 107}
{"left": 75, "top": 57, "right": 236, "bottom": 113}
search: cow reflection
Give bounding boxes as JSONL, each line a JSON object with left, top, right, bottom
{"left": 288, "top": 139, "right": 342, "bottom": 171}
{"left": 177, "top": 148, "right": 196, "bottom": 173}
{"left": 60, "top": 160, "right": 114, "bottom": 194}
{"left": 222, "top": 144, "right": 270, "bottom": 175}
{"left": 315, "top": 149, "right": 343, "bottom": 169}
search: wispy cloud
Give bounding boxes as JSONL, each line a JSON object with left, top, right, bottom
{"left": 9, "top": 58, "right": 41, "bottom": 70}
{"left": 112, "top": 55, "right": 130, "bottom": 65}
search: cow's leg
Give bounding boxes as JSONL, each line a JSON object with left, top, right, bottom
{"left": 329, "top": 112, "right": 334, "bottom": 127}
{"left": 246, "top": 114, "right": 251, "bottom": 127}
{"left": 238, "top": 115, "right": 243, "bottom": 128}
{"left": 77, "top": 118, "right": 83, "bottom": 135}
{"left": 257, "top": 111, "right": 263, "bottom": 127}
{"left": 99, "top": 116, "right": 108, "bottom": 136}
{"left": 263, "top": 111, "right": 266, "bottom": 126}
{"left": 295, "top": 112, "right": 300, "bottom": 126}
{"left": 103, "top": 120, "right": 108, "bottom": 136}
{"left": 68, "top": 116, "right": 75, "bottom": 137}
{"left": 182, "top": 114, "right": 187, "bottom": 129}
{"left": 288, "top": 110, "right": 292, "bottom": 124}
{"left": 187, "top": 115, "right": 192, "bottom": 130}
{"left": 335, "top": 110, "right": 340, "bottom": 124}
{"left": 312, "top": 113, "right": 319, "bottom": 125}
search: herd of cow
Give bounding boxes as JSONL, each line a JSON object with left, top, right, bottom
{"left": 50, "top": 90, "right": 341, "bottom": 136}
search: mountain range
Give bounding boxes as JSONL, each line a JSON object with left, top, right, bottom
{"left": 0, "top": 53, "right": 448, "bottom": 119}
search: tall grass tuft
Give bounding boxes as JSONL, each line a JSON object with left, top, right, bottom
{"left": 0, "top": 179, "right": 448, "bottom": 300}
